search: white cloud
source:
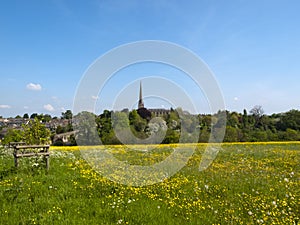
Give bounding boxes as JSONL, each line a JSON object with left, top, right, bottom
{"left": 91, "top": 95, "right": 99, "bottom": 100}
{"left": 24, "top": 106, "right": 29, "bottom": 109}
{"left": 26, "top": 83, "right": 42, "bottom": 91}
{"left": 0, "top": 104, "right": 11, "bottom": 109}
{"left": 234, "top": 97, "right": 239, "bottom": 101}
{"left": 44, "top": 104, "right": 55, "bottom": 112}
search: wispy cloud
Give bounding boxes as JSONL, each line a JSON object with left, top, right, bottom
{"left": 26, "top": 83, "right": 42, "bottom": 91}
{"left": 44, "top": 104, "right": 55, "bottom": 112}
{"left": 0, "top": 105, "right": 11, "bottom": 109}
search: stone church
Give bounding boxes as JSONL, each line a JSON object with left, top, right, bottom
{"left": 137, "top": 81, "right": 170, "bottom": 119}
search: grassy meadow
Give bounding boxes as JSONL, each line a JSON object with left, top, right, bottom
{"left": 0, "top": 143, "right": 299, "bottom": 224}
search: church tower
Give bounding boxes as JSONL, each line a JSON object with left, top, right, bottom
{"left": 138, "top": 81, "right": 144, "bottom": 109}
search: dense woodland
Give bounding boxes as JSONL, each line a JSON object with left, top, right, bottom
{"left": 1, "top": 106, "right": 300, "bottom": 145}
{"left": 89, "top": 106, "right": 300, "bottom": 144}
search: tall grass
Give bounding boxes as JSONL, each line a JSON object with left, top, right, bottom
{"left": 0, "top": 143, "right": 299, "bottom": 224}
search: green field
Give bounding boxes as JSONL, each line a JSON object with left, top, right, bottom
{"left": 0, "top": 143, "right": 299, "bottom": 224}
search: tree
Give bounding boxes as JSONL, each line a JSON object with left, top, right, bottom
{"left": 98, "top": 110, "right": 113, "bottom": 144}
{"left": 112, "top": 111, "right": 130, "bottom": 130}
{"left": 248, "top": 130, "right": 268, "bottom": 142}
{"left": 50, "top": 108, "right": 300, "bottom": 144}
{"left": 227, "top": 112, "right": 240, "bottom": 128}
{"left": 73, "top": 111, "right": 100, "bottom": 145}
{"left": 129, "top": 110, "right": 139, "bottom": 126}
{"left": 277, "top": 110, "right": 300, "bottom": 131}
{"left": 23, "top": 113, "right": 29, "bottom": 119}
{"left": 61, "top": 110, "right": 73, "bottom": 120}
{"left": 30, "top": 113, "right": 38, "bottom": 119}
{"left": 199, "top": 128, "right": 210, "bottom": 142}
{"left": 213, "top": 110, "right": 227, "bottom": 129}
{"left": 199, "top": 115, "right": 211, "bottom": 128}
{"left": 242, "top": 109, "right": 249, "bottom": 128}
{"left": 224, "top": 126, "right": 239, "bottom": 142}
{"left": 56, "top": 125, "right": 65, "bottom": 134}
{"left": 23, "top": 118, "right": 51, "bottom": 145}
{"left": 250, "top": 105, "right": 264, "bottom": 128}
{"left": 128, "top": 110, "right": 148, "bottom": 139}
{"left": 69, "top": 134, "right": 77, "bottom": 146}
{"left": 285, "top": 128, "right": 299, "bottom": 141}
{"left": 163, "top": 129, "right": 180, "bottom": 143}
{"left": 250, "top": 105, "right": 264, "bottom": 117}
{"left": 166, "top": 110, "right": 180, "bottom": 127}
{"left": 42, "top": 114, "right": 52, "bottom": 122}
{"left": 2, "top": 129, "right": 24, "bottom": 145}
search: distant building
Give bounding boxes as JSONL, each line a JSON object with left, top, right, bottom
{"left": 138, "top": 81, "right": 144, "bottom": 109}
{"left": 148, "top": 108, "right": 171, "bottom": 117}
{"left": 0, "top": 118, "right": 30, "bottom": 129}
{"left": 53, "top": 130, "right": 78, "bottom": 144}
{"left": 45, "top": 119, "right": 70, "bottom": 132}
{"left": 137, "top": 81, "right": 170, "bottom": 119}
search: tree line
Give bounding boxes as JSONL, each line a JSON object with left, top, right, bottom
{"left": 2, "top": 107, "right": 300, "bottom": 145}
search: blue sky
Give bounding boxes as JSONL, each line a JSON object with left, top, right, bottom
{"left": 1, "top": 0, "right": 300, "bottom": 117}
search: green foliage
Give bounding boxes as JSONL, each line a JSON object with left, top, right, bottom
{"left": 224, "top": 126, "right": 239, "bottom": 142}
{"left": 4, "top": 107, "right": 300, "bottom": 146}
{"left": 30, "top": 113, "right": 38, "bottom": 119}
{"left": 55, "top": 125, "right": 65, "bottom": 134}
{"left": 2, "top": 129, "right": 24, "bottom": 145}
{"left": 42, "top": 114, "right": 52, "bottom": 123}
{"left": 61, "top": 110, "right": 73, "bottom": 120}
{"left": 199, "top": 128, "right": 210, "bottom": 142}
{"left": 284, "top": 128, "right": 299, "bottom": 141}
{"left": 112, "top": 111, "right": 130, "bottom": 130}
{"left": 166, "top": 110, "right": 180, "bottom": 126}
{"left": 277, "top": 109, "right": 300, "bottom": 131}
{"left": 94, "top": 107, "right": 300, "bottom": 144}
{"left": 73, "top": 111, "right": 100, "bottom": 145}
{"left": 23, "top": 118, "right": 51, "bottom": 145}
{"left": 129, "top": 110, "right": 148, "bottom": 135}
{"left": 162, "top": 129, "right": 180, "bottom": 143}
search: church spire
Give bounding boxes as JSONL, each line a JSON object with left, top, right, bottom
{"left": 138, "top": 81, "right": 144, "bottom": 109}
